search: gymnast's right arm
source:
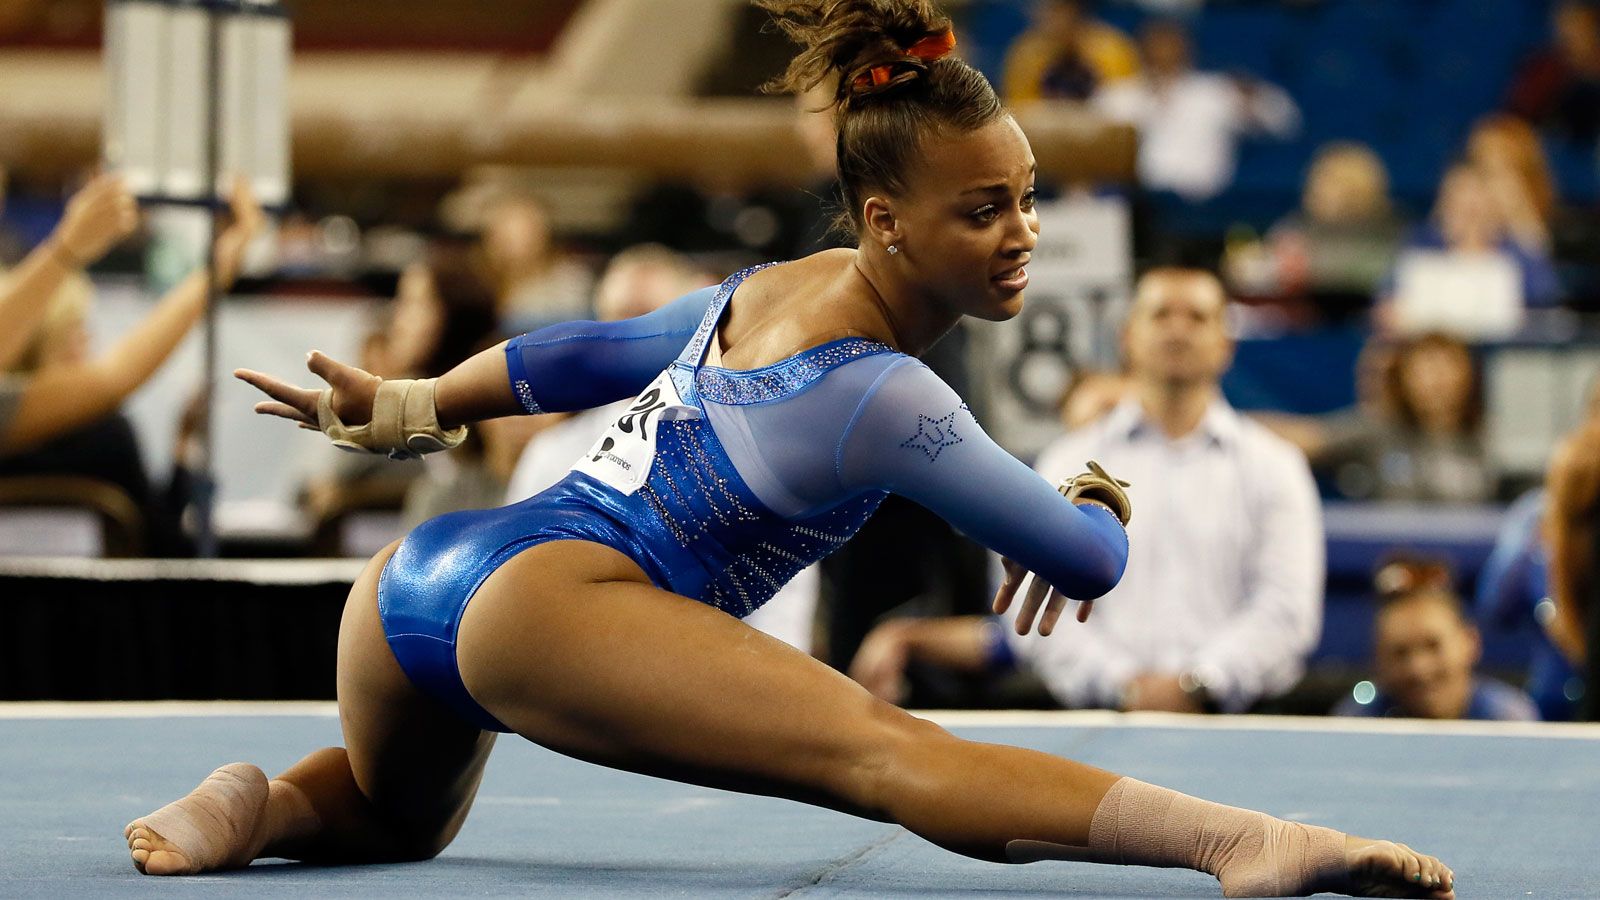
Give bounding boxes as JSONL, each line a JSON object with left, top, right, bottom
{"left": 239, "top": 286, "right": 716, "bottom": 446}
{"left": 434, "top": 286, "right": 716, "bottom": 425}
{"left": 836, "top": 357, "right": 1130, "bottom": 629}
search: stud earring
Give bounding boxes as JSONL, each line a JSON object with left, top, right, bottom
{"left": 886, "top": 244, "right": 899, "bottom": 256}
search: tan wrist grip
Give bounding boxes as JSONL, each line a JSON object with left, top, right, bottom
{"left": 1058, "top": 459, "right": 1133, "bottom": 526}
{"left": 316, "top": 378, "right": 467, "bottom": 460}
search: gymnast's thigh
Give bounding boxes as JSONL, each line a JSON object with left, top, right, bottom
{"left": 337, "top": 540, "right": 498, "bottom": 842}
{"left": 454, "top": 538, "right": 943, "bottom": 815}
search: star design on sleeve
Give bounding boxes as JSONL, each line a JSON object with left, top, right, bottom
{"left": 901, "top": 410, "right": 964, "bottom": 462}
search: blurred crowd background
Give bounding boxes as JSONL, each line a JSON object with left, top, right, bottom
{"left": 2, "top": 0, "right": 1598, "bottom": 723}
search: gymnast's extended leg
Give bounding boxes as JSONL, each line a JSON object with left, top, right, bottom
{"left": 456, "top": 540, "right": 1453, "bottom": 899}
{"left": 125, "top": 540, "right": 498, "bottom": 874}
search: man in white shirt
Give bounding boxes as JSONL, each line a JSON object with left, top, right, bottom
{"left": 1092, "top": 20, "right": 1300, "bottom": 201}
{"left": 849, "top": 268, "right": 1324, "bottom": 712}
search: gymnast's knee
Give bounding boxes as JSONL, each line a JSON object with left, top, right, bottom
{"left": 836, "top": 703, "right": 957, "bottom": 813}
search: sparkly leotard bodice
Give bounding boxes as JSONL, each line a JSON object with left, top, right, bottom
{"left": 554, "top": 263, "right": 896, "bottom": 616}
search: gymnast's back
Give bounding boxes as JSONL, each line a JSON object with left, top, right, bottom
{"left": 382, "top": 255, "right": 1128, "bottom": 627}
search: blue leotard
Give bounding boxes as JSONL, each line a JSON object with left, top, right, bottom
{"left": 378, "top": 263, "right": 1128, "bottom": 731}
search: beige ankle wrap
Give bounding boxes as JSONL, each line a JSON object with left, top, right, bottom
{"left": 1087, "top": 777, "right": 1349, "bottom": 898}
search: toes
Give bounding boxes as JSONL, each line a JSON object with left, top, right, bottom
{"left": 141, "top": 849, "right": 189, "bottom": 876}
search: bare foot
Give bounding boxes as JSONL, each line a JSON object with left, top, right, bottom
{"left": 124, "top": 763, "right": 271, "bottom": 875}
{"left": 1343, "top": 836, "right": 1455, "bottom": 899}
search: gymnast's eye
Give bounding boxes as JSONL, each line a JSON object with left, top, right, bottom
{"left": 1020, "top": 188, "right": 1037, "bottom": 212}
{"left": 970, "top": 204, "right": 1000, "bottom": 224}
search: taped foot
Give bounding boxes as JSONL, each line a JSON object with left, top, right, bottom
{"left": 125, "top": 763, "right": 269, "bottom": 875}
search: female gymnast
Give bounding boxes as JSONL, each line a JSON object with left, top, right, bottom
{"left": 127, "top": 2, "right": 1453, "bottom": 895}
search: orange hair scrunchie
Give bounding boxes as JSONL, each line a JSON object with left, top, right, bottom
{"left": 852, "top": 27, "right": 958, "bottom": 91}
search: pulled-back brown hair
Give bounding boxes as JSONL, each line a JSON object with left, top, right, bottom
{"left": 757, "top": 0, "right": 1005, "bottom": 235}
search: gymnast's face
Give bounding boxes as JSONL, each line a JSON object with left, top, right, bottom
{"left": 872, "top": 116, "right": 1039, "bottom": 321}
{"left": 1374, "top": 593, "right": 1480, "bottom": 720}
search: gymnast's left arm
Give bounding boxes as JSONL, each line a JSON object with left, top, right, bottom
{"left": 836, "top": 357, "right": 1130, "bottom": 634}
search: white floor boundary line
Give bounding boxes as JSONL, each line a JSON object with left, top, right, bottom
{"left": 0, "top": 557, "right": 367, "bottom": 583}
{"left": 923, "top": 709, "right": 1600, "bottom": 740}
{"left": 3, "top": 702, "right": 1598, "bottom": 739}
{"left": 0, "top": 701, "right": 339, "bottom": 719}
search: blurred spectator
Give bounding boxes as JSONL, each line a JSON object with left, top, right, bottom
{"left": 0, "top": 268, "right": 185, "bottom": 553}
{"left": 1476, "top": 488, "right": 1584, "bottom": 721}
{"left": 1263, "top": 333, "right": 1493, "bottom": 504}
{"left": 1001, "top": 0, "right": 1139, "bottom": 104}
{"left": 1266, "top": 142, "right": 1405, "bottom": 317}
{"left": 1466, "top": 115, "right": 1557, "bottom": 253}
{"left": 0, "top": 174, "right": 137, "bottom": 373}
{"left": 1335, "top": 557, "right": 1538, "bottom": 721}
{"left": 478, "top": 195, "right": 594, "bottom": 330}
{"left": 0, "top": 176, "right": 261, "bottom": 555}
{"left": 1544, "top": 409, "right": 1600, "bottom": 720}
{"left": 389, "top": 252, "right": 501, "bottom": 380}
{"left": 1092, "top": 18, "right": 1300, "bottom": 202}
{"left": 0, "top": 163, "right": 29, "bottom": 265}
{"left": 849, "top": 269, "right": 1324, "bottom": 713}
{"left": 1058, "top": 367, "right": 1129, "bottom": 431}
{"left": 1380, "top": 163, "right": 1562, "bottom": 337}
{"left": 4, "top": 271, "right": 94, "bottom": 377}
{"left": 0, "top": 175, "right": 255, "bottom": 452}
{"left": 1506, "top": 0, "right": 1600, "bottom": 151}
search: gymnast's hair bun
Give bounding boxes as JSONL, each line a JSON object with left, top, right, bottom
{"left": 756, "top": 0, "right": 1000, "bottom": 236}
{"left": 757, "top": 0, "right": 955, "bottom": 107}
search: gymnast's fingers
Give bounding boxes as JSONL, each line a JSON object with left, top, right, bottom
{"left": 235, "top": 368, "right": 319, "bottom": 422}
{"left": 1076, "top": 599, "right": 1094, "bottom": 623}
{"left": 252, "top": 400, "right": 315, "bottom": 427}
{"left": 1038, "top": 586, "right": 1068, "bottom": 636}
{"left": 306, "top": 350, "right": 376, "bottom": 392}
{"left": 1014, "top": 572, "right": 1052, "bottom": 636}
{"left": 992, "top": 557, "right": 1027, "bottom": 615}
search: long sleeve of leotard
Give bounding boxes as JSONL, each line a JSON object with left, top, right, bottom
{"left": 835, "top": 356, "right": 1128, "bottom": 600}
{"left": 503, "top": 286, "right": 716, "bottom": 414}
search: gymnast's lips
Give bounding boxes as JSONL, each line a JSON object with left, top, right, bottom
{"left": 992, "top": 263, "right": 1029, "bottom": 291}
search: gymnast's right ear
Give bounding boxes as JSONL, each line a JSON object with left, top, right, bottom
{"left": 862, "top": 196, "right": 899, "bottom": 253}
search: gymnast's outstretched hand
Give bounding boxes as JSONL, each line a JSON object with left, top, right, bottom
{"left": 237, "top": 351, "right": 467, "bottom": 459}
{"left": 993, "top": 556, "right": 1088, "bottom": 636}
{"left": 992, "top": 461, "right": 1132, "bottom": 636}
{"left": 235, "top": 351, "right": 380, "bottom": 433}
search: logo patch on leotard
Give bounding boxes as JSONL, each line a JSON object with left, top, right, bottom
{"left": 901, "top": 409, "right": 964, "bottom": 462}
{"left": 571, "top": 369, "right": 698, "bottom": 494}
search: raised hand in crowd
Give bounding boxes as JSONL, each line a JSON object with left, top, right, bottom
{"left": 0, "top": 173, "right": 140, "bottom": 370}
{"left": 0, "top": 178, "right": 265, "bottom": 456}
